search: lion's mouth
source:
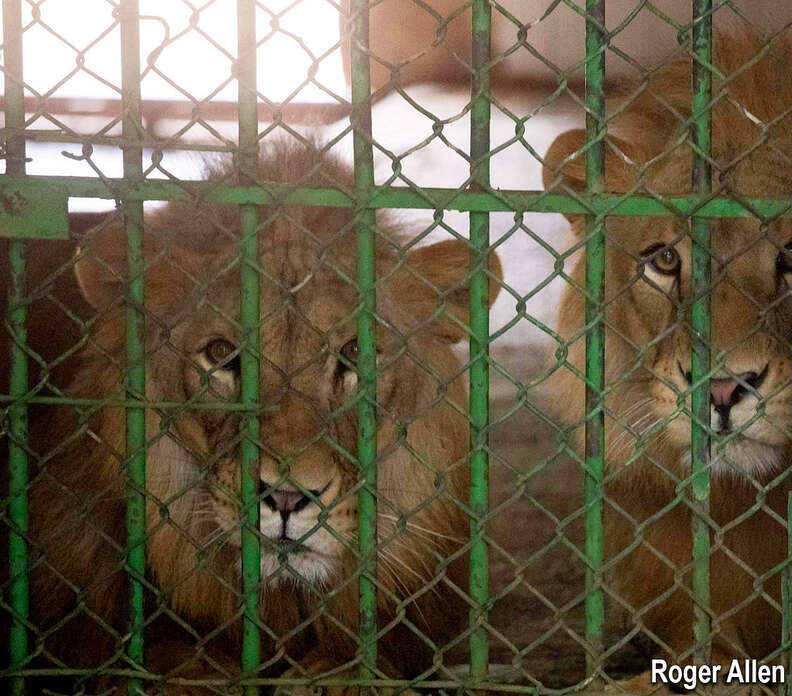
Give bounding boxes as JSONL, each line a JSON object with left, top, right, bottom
{"left": 262, "top": 534, "right": 336, "bottom": 560}
{"left": 259, "top": 537, "right": 339, "bottom": 584}
{"left": 270, "top": 537, "right": 310, "bottom": 554}
{"left": 680, "top": 436, "right": 786, "bottom": 477}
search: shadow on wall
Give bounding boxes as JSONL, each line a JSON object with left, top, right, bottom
{"left": 341, "top": 0, "right": 792, "bottom": 92}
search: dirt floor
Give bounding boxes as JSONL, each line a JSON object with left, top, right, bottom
{"left": 451, "top": 350, "right": 653, "bottom": 689}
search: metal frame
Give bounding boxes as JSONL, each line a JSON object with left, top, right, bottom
{"left": 3, "top": 0, "right": 790, "bottom": 692}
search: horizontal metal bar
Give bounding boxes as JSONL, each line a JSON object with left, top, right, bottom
{"left": 1, "top": 175, "right": 791, "bottom": 218}
{"left": 0, "top": 668, "right": 581, "bottom": 693}
{"left": 0, "top": 95, "right": 349, "bottom": 127}
{"left": 8, "top": 129, "right": 239, "bottom": 153}
{"left": 0, "top": 395, "right": 274, "bottom": 410}
{"left": 0, "top": 179, "right": 69, "bottom": 238}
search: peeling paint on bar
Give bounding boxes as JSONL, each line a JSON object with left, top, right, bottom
{"left": 3, "top": 1, "right": 29, "bottom": 693}
{"left": 348, "top": 0, "right": 379, "bottom": 688}
{"left": 469, "top": 0, "right": 492, "bottom": 684}
{"left": 119, "top": 2, "right": 147, "bottom": 694}
{"left": 236, "top": 1, "right": 262, "bottom": 694}
{"left": 583, "top": 0, "right": 606, "bottom": 681}
{"left": 690, "top": 0, "right": 713, "bottom": 667}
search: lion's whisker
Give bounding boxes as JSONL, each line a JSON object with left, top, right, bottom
{"left": 378, "top": 513, "right": 465, "bottom": 546}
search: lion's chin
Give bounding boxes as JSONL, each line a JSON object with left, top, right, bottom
{"left": 260, "top": 546, "right": 340, "bottom": 587}
{"left": 679, "top": 437, "right": 786, "bottom": 479}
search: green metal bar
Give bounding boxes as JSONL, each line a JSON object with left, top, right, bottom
{"left": 583, "top": 0, "right": 606, "bottom": 681}
{"left": 3, "top": 2, "right": 29, "bottom": 695}
{"left": 0, "top": 667, "right": 717, "bottom": 693}
{"left": 468, "top": 0, "right": 491, "bottom": 683}
{"left": 236, "top": 1, "right": 261, "bottom": 693}
{"left": 0, "top": 178, "right": 68, "bottom": 239}
{"left": 348, "top": 0, "right": 378, "bottom": 686}
{"left": 0, "top": 396, "right": 269, "bottom": 410}
{"left": 119, "top": 2, "right": 146, "bottom": 693}
{"left": 2, "top": 0, "right": 25, "bottom": 176}
{"left": 785, "top": 492, "right": 792, "bottom": 696}
{"left": 6, "top": 241, "right": 28, "bottom": 696}
{"left": 0, "top": 175, "right": 791, "bottom": 218}
{"left": 690, "top": 0, "right": 712, "bottom": 667}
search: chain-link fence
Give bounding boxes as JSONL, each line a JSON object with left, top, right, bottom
{"left": 2, "top": 0, "right": 792, "bottom": 694}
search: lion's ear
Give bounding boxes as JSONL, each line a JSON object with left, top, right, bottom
{"left": 73, "top": 220, "right": 129, "bottom": 310}
{"left": 73, "top": 216, "right": 206, "bottom": 310}
{"left": 398, "top": 239, "right": 502, "bottom": 343}
{"left": 542, "top": 129, "right": 643, "bottom": 225}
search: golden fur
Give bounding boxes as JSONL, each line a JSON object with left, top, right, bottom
{"left": 542, "top": 29, "right": 792, "bottom": 675}
{"left": 16, "top": 142, "right": 502, "bottom": 693}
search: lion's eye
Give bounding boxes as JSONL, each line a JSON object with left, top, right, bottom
{"left": 776, "top": 241, "right": 792, "bottom": 276}
{"left": 641, "top": 243, "right": 681, "bottom": 276}
{"left": 204, "top": 339, "right": 239, "bottom": 372}
{"left": 339, "top": 339, "right": 359, "bottom": 369}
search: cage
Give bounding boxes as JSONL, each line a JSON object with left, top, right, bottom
{"left": 1, "top": 1, "right": 792, "bottom": 695}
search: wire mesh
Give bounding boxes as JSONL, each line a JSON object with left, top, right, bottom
{"left": 1, "top": 0, "right": 792, "bottom": 695}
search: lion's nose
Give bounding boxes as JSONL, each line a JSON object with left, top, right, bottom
{"left": 710, "top": 378, "right": 741, "bottom": 408}
{"left": 678, "top": 363, "right": 768, "bottom": 431}
{"left": 261, "top": 483, "right": 318, "bottom": 518}
{"left": 710, "top": 368, "right": 766, "bottom": 404}
{"left": 709, "top": 367, "right": 767, "bottom": 431}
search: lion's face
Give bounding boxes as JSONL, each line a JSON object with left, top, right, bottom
{"left": 602, "top": 210, "right": 792, "bottom": 475}
{"left": 169, "top": 278, "right": 371, "bottom": 586}
{"left": 74, "top": 154, "right": 500, "bottom": 595}
{"left": 175, "top": 273, "right": 439, "bottom": 586}
{"left": 544, "top": 130, "right": 792, "bottom": 478}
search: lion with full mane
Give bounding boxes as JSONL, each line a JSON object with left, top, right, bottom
{"left": 542, "top": 28, "right": 792, "bottom": 690}
{"left": 9, "top": 141, "right": 501, "bottom": 693}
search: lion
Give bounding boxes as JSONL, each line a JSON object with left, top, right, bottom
{"left": 9, "top": 141, "right": 502, "bottom": 694}
{"left": 541, "top": 29, "right": 792, "bottom": 691}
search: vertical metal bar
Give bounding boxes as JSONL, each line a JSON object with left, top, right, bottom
{"left": 784, "top": 492, "right": 792, "bottom": 696}
{"left": 236, "top": 1, "right": 261, "bottom": 693}
{"left": 583, "top": 0, "right": 606, "bottom": 682}
{"left": 3, "top": 2, "right": 28, "bottom": 695}
{"left": 348, "top": 0, "right": 378, "bottom": 686}
{"left": 7, "top": 242, "right": 27, "bottom": 696}
{"left": 468, "top": 0, "right": 491, "bottom": 684}
{"left": 690, "top": 0, "right": 712, "bottom": 667}
{"left": 119, "top": 2, "right": 146, "bottom": 693}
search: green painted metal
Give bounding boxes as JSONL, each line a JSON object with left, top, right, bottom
{"left": 119, "top": 2, "right": 147, "bottom": 693}
{"left": 348, "top": 0, "right": 379, "bottom": 686}
{"left": 5, "top": 0, "right": 787, "bottom": 691}
{"left": 0, "top": 180, "right": 68, "bottom": 239}
{"left": 690, "top": 0, "right": 713, "bottom": 667}
{"left": 7, "top": 244, "right": 28, "bottom": 696}
{"left": 4, "top": 176, "right": 792, "bottom": 219}
{"left": 785, "top": 493, "right": 792, "bottom": 696}
{"left": 468, "top": 0, "right": 492, "bottom": 683}
{"left": 3, "top": 2, "right": 30, "bottom": 695}
{"left": 0, "top": 395, "right": 269, "bottom": 409}
{"left": 583, "top": 0, "right": 605, "bottom": 680}
{"left": 236, "top": 1, "right": 262, "bottom": 693}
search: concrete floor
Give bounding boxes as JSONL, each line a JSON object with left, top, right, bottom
{"left": 444, "top": 352, "right": 652, "bottom": 690}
